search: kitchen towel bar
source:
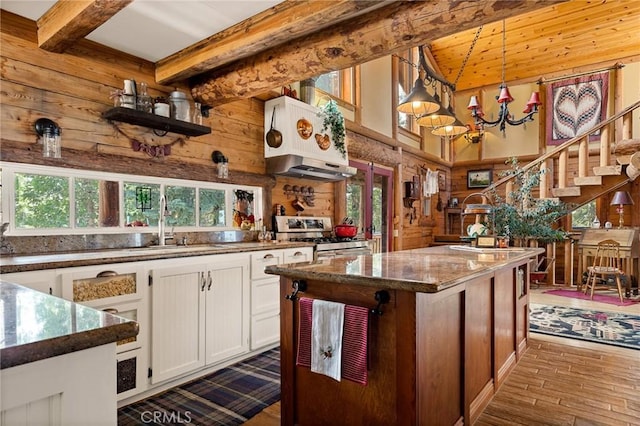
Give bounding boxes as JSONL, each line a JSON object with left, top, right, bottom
{"left": 285, "top": 281, "right": 390, "bottom": 317}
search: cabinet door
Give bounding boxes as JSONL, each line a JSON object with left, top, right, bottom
{"left": 204, "top": 257, "right": 250, "bottom": 365}
{"left": 150, "top": 263, "right": 206, "bottom": 384}
{"left": 1, "top": 269, "right": 60, "bottom": 296}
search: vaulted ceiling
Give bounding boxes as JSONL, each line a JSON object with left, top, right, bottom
{"left": 2, "top": 0, "right": 639, "bottom": 106}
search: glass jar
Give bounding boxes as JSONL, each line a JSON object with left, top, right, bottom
{"left": 169, "top": 90, "right": 191, "bottom": 122}
{"left": 136, "top": 82, "right": 153, "bottom": 114}
{"left": 192, "top": 102, "right": 203, "bottom": 125}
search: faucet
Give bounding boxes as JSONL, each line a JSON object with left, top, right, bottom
{"left": 159, "top": 195, "right": 167, "bottom": 246}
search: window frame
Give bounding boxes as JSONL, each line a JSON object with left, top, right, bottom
{"left": 1, "top": 162, "right": 262, "bottom": 237}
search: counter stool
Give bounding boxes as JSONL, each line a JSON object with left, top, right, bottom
{"left": 583, "top": 239, "right": 625, "bottom": 303}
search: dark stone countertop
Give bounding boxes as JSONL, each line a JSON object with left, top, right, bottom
{"left": 266, "top": 245, "right": 544, "bottom": 293}
{"left": 0, "top": 241, "right": 314, "bottom": 273}
{"left": 0, "top": 281, "right": 139, "bottom": 369}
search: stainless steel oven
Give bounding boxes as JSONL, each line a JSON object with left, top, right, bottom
{"left": 274, "top": 216, "right": 372, "bottom": 260}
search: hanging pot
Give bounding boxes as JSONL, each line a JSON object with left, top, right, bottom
{"left": 266, "top": 107, "right": 282, "bottom": 148}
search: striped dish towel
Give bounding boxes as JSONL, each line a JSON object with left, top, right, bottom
{"left": 296, "top": 297, "right": 369, "bottom": 385}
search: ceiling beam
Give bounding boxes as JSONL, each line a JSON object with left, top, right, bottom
{"left": 190, "top": 0, "right": 565, "bottom": 106}
{"left": 156, "top": 0, "right": 390, "bottom": 85}
{"left": 37, "top": 0, "right": 133, "bottom": 53}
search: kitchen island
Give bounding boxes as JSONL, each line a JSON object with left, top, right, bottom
{"left": 266, "top": 245, "right": 542, "bottom": 426}
{"left": 0, "top": 281, "right": 139, "bottom": 425}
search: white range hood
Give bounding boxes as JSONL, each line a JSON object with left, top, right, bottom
{"left": 264, "top": 96, "right": 356, "bottom": 181}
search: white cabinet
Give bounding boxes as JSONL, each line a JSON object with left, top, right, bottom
{"left": 249, "top": 246, "right": 312, "bottom": 350}
{"left": 1, "top": 344, "right": 117, "bottom": 426}
{"left": 1, "top": 269, "right": 60, "bottom": 296}
{"left": 60, "top": 263, "right": 148, "bottom": 400}
{"left": 150, "top": 254, "right": 250, "bottom": 384}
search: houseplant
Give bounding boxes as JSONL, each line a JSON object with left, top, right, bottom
{"left": 317, "top": 99, "right": 346, "bottom": 158}
{"left": 487, "top": 158, "right": 571, "bottom": 245}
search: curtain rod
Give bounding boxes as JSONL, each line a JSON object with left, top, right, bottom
{"left": 537, "top": 63, "right": 624, "bottom": 85}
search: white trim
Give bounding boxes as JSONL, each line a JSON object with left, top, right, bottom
{"left": 0, "top": 162, "right": 263, "bottom": 237}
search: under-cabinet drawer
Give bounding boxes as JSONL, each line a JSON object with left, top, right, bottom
{"left": 251, "top": 251, "right": 283, "bottom": 280}
{"left": 61, "top": 263, "right": 144, "bottom": 305}
{"left": 282, "top": 247, "right": 313, "bottom": 264}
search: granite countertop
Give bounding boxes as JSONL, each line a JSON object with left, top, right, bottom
{"left": 265, "top": 245, "right": 544, "bottom": 293}
{"left": 0, "top": 241, "right": 314, "bottom": 273}
{"left": 0, "top": 281, "right": 139, "bottom": 369}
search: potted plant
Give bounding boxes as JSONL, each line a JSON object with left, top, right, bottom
{"left": 488, "top": 158, "right": 571, "bottom": 245}
{"left": 317, "top": 99, "right": 346, "bottom": 158}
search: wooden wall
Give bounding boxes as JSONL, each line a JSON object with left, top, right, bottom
{"left": 0, "top": 10, "right": 446, "bottom": 250}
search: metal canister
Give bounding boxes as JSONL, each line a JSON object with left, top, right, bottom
{"left": 169, "top": 90, "right": 191, "bottom": 122}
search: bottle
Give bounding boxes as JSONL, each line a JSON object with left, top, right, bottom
{"left": 192, "top": 102, "right": 203, "bottom": 125}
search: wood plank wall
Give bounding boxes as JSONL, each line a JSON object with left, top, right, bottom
{"left": 0, "top": 10, "right": 444, "bottom": 249}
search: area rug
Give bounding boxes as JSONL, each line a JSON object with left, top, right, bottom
{"left": 118, "top": 348, "right": 280, "bottom": 425}
{"left": 543, "top": 288, "right": 639, "bottom": 306}
{"left": 529, "top": 304, "right": 640, "bottom": 350}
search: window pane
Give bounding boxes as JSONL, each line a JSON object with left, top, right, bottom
{"left": 124, "top": 182, "right": 160, "bottom": 227}
{"left": 165, "top": 186, "right": 196, "bottom": 227}
{"left": 233, "top": 189, "right": 255, "bottom": 229}
{"left": 199, "top": 188, "right": 226, "bottom": 227}
{"left": 346, "top": 170, "right": 365, "bottom": 229}
{"left": 316, "top": 71, "right": 340, "bottom": 98}
{"left": 75, "top": 179, "right": 120, "bottom": 227}
{"left": 572, "top": 201, "right": 596, "bottom": 228}
{"left": 15, "top": 173, "right": 70, "bottom": 228}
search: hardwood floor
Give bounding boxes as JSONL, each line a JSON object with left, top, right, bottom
{"left": 245, "top": 287, "right": 640, "bottom": 425}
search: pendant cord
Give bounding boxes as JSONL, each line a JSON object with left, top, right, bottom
{"left": 501, "top": 20, "right": 506, "bottom": 85}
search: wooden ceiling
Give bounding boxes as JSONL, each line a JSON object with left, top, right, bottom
{"left": 6, "top": 0, "right": 640, "bottom": 104}
{"left": 430, "top": 1, "right": 640, "bottom": 92}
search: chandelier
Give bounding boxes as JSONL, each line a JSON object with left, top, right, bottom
{"left": 467, "top": 20, "right": 541, "bottom": 134}
{"left": 397, "top": 27, "right": 484, "bottom": 138}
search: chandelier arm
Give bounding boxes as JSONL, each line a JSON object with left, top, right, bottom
{"left": 504, "top": 112, "right": 537, "bottom": 126}
{"left": 418, "top": 45, "right": 455, "bottom": 91}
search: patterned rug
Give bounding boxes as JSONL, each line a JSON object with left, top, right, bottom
{"left": 118, "top": 348, "right": 280, "bottom": 425}
{"left": 529, "top": 304, "right": 640, "bottom": 350}
{"left": 543, "top": 288, "right": 640, "bottom": 306}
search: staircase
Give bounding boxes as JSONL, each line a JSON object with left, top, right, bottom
{"left": 478, "top": 99, "right": 639, "bottom": 286}
{"left": 483, "top": 99, "right": 640, "bottom": 208}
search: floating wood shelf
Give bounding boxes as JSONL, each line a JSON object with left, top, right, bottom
{"left": 103, "top": 107, "right": 211, "bottom": 136}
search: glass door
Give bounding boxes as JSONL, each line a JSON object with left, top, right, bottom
{"left": 346, "top": 161, "right": 393, "bottom": 253}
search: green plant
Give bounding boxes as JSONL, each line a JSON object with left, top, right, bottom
{"left": 488, "top": 158, "right": 571, "bottom": 243}
{"left": 318, "top": 99, "right": 346, "bottom": 158}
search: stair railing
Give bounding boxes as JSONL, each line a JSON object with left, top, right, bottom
{"left": 481, "top": 99, "right": 640, "bottom": 200}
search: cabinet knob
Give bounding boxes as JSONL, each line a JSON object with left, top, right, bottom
{"left": 263, "top": 253, "right": 275, "bottom": 259}
{"left": 97, "top": 270, "right": 118, "bottom": 278}
{"left": 102, "top": 308, "right": 119, "bottom": 314}
{"left": 207, "top": 271, "right": 213, "bottom": 291}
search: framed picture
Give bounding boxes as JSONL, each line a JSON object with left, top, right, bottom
{"left": 467, "top": 169, "right": 492, "bottom": 188}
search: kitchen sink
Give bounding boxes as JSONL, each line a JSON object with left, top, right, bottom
{"left": 124, "top": 244, "right": 239, "bottom": 254}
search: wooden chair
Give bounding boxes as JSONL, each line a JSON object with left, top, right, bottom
{"left": 583, "top": 239, "right": 625, "bottom": 303}
{"left": 530, "top": 256, "right": 555, "bottom": 288}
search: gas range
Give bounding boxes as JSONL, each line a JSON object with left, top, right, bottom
{"left": 274, "top": 216, "right": 371, "bottom": 257}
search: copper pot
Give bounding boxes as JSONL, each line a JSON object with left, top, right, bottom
{"left": 266, "top": 107, "right": 282, "bottom": 148}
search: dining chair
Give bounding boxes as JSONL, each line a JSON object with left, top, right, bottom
{"left": 583, "top": 239, "right": 625, "bottom": 303}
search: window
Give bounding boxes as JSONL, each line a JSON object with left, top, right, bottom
{"left": 199, "top": 189, "right": 226, "bottom": 227}
{"left": 315, "top": 68, "right": 354, "bottom": 104}
{"left": 2, "top": 162, "right": 262, "bottom": 236}
{"left": 15, "top": 172, "right": 69, "bottom": 229}
{"left": 396, "top": 47, "right": 420, "bottom": 134}
{"left": 571, "top": 201, "right": 596, "bottom": 228}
